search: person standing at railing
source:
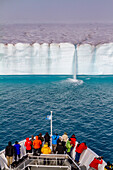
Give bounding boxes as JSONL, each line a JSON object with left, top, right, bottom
{"left": 56, "top": 142, "right": 65, "bottom": 165}
{"left": 41, "top": 142, "right": 51, "bottom": 165}
{"left": 14, "top": 141, "right": 21, "bottom": 161}
{"left": 38, "top": 133, "right": 44, "bottom": 153}
{"left": 52, "top": 133, "right": 59, "bottom": 153}
{"left": 33, "top": 136, "right": 42, "bottom": 154}
{"left": 70, "top": 134, "right": 76, "bottom": 152}
{"left": 30, "top": 135, "right": 35, "bottom": 153}
{"left": 89, "top": 156, "right": 103, "bottom": 170}
{"left": 44, "top": 132, "right": 50, "bottom": 147}
{"left": 66, "top": 138, "right": 73, "bottom": 157}
{"left": 75, "top": 142, "right": 87, "bottom": 163}
{"left": 25, "top": 138, "right": 32, "bottom": 153}
{"left": 5, "top": 141, "right": 15, "bottom": 167}
{"left": 56, "top": 142, "right": 65, "bottom": 154}
{"left": 62, "top": 132, "right": 68, "bottom": 147}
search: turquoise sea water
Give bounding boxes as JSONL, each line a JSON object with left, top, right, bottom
{"left": 0, "top": 75, "right": 113, "bottom": 162}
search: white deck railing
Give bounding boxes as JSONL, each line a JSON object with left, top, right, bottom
{"left": 0, "top": 139, "right": 106, "bottom": 170}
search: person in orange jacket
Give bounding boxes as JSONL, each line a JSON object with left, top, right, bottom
{"left": 89, "top": 156, "right": 103, "bottom": 170}
{"left": 75, "top": 142, "right": 87, "bottom": 163}
{"left": 25, "top": 138, "right": 32, "bottom": 153}
{"left": 33, "top": 136, "right": 42, "bottom": 154}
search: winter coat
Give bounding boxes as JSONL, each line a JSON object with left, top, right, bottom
{"left": 25, "top": 138, "right": 32, "bottom": 150}
{"left": 5, "top": 145, "right": 15, "bottom": 157}
{"left": 41, "top": 144, "right": 51, "bottom": 154}
{"left": 33, "top": 136, "right": 42, "bottom": 149}
{"left": 44, "top": 134, "right": 50, "bottom": 143}
{"left": 75, "top": 142, "right": 87, "bottom": 154}
{"left": 57, "top": 138, "right": 62, "bottom": 145}
{"left": 14, "top": 144, "right": 21, "bottom": 155}
{"left": 62, "top": 134, "right": 68, "bottom": 143}
{"left": 70, "top": 135, "right": 76, "bottom": 147}
{"left": 38, "top": 135, "right": 44, "bottom": 143}
{"left": 66, "top": 140, "right": 72, "bottom": 153}
{"left": 89, "top": 158, "right": 103, "bottom": 170}
{"left": 56, "top": 144, "right": 64, "bottom": 154}
{"left": 52, "top": 135, "right": 59, "bottom": 145}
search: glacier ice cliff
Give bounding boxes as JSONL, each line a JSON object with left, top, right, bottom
{"left": 0, "top": 43, "right": 113, "bottom": 75}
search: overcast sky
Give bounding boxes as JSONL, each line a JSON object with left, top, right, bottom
{"left": 0, "top": 0, "right": 113, "bottom": 24}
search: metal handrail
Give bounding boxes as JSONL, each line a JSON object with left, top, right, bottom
{"left": 14, "top": 154, "right": 72, "bottom": 170}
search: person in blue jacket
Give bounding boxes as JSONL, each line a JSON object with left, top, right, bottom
{"left": 14, "top": 141, "right": 21, "bottom": 161}
{"left": 52, "top": 133, "right": 59, "bottom": 153}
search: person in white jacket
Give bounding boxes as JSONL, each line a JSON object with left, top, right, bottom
{"left": 62, "top": 132, "right": 68, "bottom": 146}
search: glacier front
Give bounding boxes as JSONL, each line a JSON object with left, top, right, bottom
{"left": 0, "top": 43, "right": 113, "bottom": 75}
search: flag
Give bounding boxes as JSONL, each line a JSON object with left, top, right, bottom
{"left": 46, "top": 115, "right": 51, "bottom": 120}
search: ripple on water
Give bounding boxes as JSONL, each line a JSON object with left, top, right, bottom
{"left": 0, "top": 76, "right": 113, "bottom": 162}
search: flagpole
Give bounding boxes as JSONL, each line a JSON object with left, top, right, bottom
{"left": 50, "top": 111, "right": 52, "bottom": 137}
{"left": 50, "top": 111, "right": 52, "bottom": 148}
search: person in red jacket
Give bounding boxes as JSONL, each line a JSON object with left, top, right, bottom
{"left": 70, "top": 134, "right": 76, "bottom": 151}
{"left": 25, "top": 138, "right": 32, "bottom": 153}
{"left": 75, "top": 142, "right": 87, "bottom": 163}
{"left": 89, "top": 156, "right": 103, "bottom": 170}
{"left": 33, "top": 136, "right": 42, "bottom": 154}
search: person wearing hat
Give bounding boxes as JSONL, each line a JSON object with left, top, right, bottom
{"left": 104, "top": 161, "right": 113, "bottom": 170}
{"left": 62, "top": 132, "right": 68, "bottom": 147}
{"left": 89, "top": 156, "right": 103, "bottom": 170}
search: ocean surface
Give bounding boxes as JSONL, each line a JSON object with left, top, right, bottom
{"left": 0, "top": 75, "right": 113, "bottom": 162}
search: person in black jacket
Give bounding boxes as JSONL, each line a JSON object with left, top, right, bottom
{"left": 5, "top": 141, "right": 15, "bottom": 167}
{"left": 44, "top": 132, "right": 50, "bottom": 146}
{"left": 56, "top": 142, "right": 65, "bottom": 165}
{"left": 57, "top": 137, "right": 62, "bottom": 146}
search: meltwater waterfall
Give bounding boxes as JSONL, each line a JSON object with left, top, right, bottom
{"left": 0, "top": 42, "right": 113, "bottom": 75}
{"left": 73, "top": 45, "right": 77, "bottom": 80}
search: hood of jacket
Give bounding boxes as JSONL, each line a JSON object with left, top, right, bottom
{"left": 43, "top": 143, "right": 48, "bottom": 148}
{"left": 36, "top": 136, "right": 38, "bottom": 140}
{"left": 71, "top": 134, "right": 76, "bottom": 138}
{"left": 26, "top": 138, "right": 29, "bottom": 141}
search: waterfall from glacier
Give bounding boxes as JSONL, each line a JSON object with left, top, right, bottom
{"left": 1, "top": 42, "right": 113, "bottom": 75}
{"left": 70, "top": 44, "right": 83, "bottom": 84}
{"left": 73, "top": 45, "right": 77, "bottom": 80}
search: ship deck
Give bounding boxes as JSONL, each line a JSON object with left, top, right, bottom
{"left": 0, "top": 139, "right": 106, "bottom": 170}
{"left": 12, "top": 154, "right": 80, "bottom": 170}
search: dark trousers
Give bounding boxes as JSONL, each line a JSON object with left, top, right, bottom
{"left": 67, "top": 151, "right": 71, "bottom": 157}
{"left": 44, "top": 158, "right": 49, "bottom": 165}
{"left": 75, "top": 152, "right": 81, "bottom": 162}
{"left": 34, "top": 148, "right": 41, "bottom": 154}
{"left": 26, "top": 149, "right": 32, "bottom": 153}
{"left": 14, "top": 154, "right": 20, "bottom": 161}
{"left": 57, "top": 159, "right": 63, "bottom": 165}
